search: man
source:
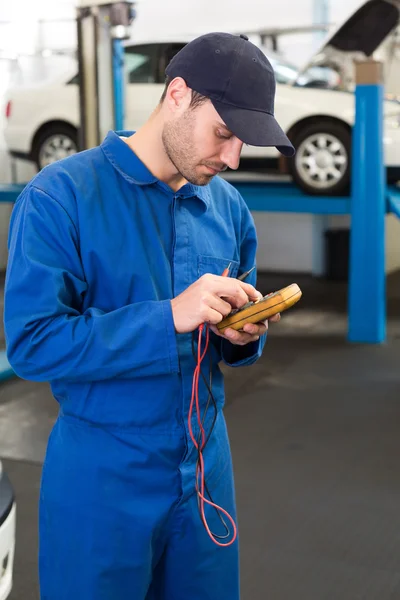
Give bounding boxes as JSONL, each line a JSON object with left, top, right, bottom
{"left": 4, "top": 32, "right": 294, "bottom": 599}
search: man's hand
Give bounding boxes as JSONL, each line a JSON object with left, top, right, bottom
{"left": 209, "top": 312, "right": 281, "bottom": 346}
{"left": 170, "top": 274, "right": 261, "bottom": 334}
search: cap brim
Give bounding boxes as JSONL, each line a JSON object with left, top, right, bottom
{"left": 211, "top": 99, "right": 295, "bottom": 157}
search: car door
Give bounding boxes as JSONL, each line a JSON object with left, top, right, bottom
{"left": 124, "top": 42, "right": 187, "bottom": 131}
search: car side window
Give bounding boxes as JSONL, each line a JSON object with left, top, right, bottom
{"left": 67, "top": 74, "right": 79, "bottom": 85}
{"left": 157, "top": 43, "right": 187, "bottom": 83}
{"left": 125, "top": 44, "right": 158, "bottom": 84}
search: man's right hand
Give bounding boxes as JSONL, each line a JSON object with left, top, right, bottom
{"left": 170, "top": 273, "right": 262, "bottom": 334}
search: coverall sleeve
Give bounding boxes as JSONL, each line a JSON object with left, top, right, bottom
{"left": 4, "top": 185, "right": 180, "bottom": 382}
{"left": 219, "top": 200, "right": 267, "bottom": 368}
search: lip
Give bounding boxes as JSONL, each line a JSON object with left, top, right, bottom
{"left": 205, "top": 166, "right": 221, "bottom": 175}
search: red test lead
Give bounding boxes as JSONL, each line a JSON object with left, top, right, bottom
{"left": 188, "top": 263, "right": 238, "bottom": 547}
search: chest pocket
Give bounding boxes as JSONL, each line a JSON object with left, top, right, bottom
{"left": 197, "top": 255, "right": 240, "bottom": 279}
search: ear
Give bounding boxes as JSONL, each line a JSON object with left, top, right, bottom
{"left": 164, "top": 77, "right": 191, "bottom": 114}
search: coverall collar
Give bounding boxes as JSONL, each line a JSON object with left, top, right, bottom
{"left": 101, "top": 130, "right": 210, "bottom": 207}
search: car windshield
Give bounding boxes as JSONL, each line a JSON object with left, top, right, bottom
{"left": 266, "top": 52, "right": 341, "bottom": 90}
{"left": 267, "top": 55, "right": 299, "bottom": 84}
{"left": 295, "top": 64, "right": 342, "bottom": 89}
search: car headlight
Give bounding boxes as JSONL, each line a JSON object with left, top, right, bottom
{"left": 385, "top": 114, "right": 400, "bottom": 129}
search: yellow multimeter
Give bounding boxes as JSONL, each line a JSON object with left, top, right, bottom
{"left": 217, "top": 283, "right": 302, "bottom": 333}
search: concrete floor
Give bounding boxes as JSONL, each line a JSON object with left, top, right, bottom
{"left": 2, "top": 271, "right": 400, "bottom": 599}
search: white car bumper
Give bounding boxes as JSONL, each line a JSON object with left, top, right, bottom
{"left": 384, "top": 117, "right": 400, "bottom": 167}
{"left": 0, "top": 481, "right": 16, "bottom": 600}
{"left": 3, "top": 124, "right": 32, "bottom": 157}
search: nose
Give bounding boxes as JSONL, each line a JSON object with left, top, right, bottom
{"left": 220, "top": 138, "right": 243, "bottom": 171}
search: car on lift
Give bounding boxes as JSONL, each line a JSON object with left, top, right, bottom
{"left": 3, "top": 0, "right": 400, "bottom": 196}
{"left": 0, "top": 460, "right": 16, "bottom": 600}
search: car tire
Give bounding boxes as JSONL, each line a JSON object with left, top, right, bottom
{"left": 32, "top": 124, "right": 78, "bottom": 171}
{"left": 288, "top": 121, "right": 351, "bottom": 196}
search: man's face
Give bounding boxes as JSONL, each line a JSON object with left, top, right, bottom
{"left": 162, "top": 99, "right": 244, "bottom": 186}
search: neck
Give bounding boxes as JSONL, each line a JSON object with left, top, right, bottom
{"left": 124, "top": 111, "right": 187, "bottom": 192}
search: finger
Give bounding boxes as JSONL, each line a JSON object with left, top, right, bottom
{"left": 209, "top": 324, "right": 225, "bottom": 337}
{"left": 242, "top": 322, "right": 268, "bottom": 335}
{"left": 269, "top": 313, "right": 281, "bottom": 323}
{"left": 204, "top": 292, "right": 233, "bottom": 318}
{"left": 253, "top": 291, "right": 264, "bottom": 301}
{"left": 223, "top": 328, "right": 260, "bottom": 345}
{"left": 209, "top": 324, "right": 263, "bottom": 344}
{"left": 202, "top": 306, "right": 229, "bottom": 326}
{"left": 216, "top": 289, "right": 250, "bottom": 310}
{"left": 206, "top": 275, "right": 261, "bottom": 306}
{"left": 238, "top": 281, "right": 262, "bottom": 300}
{"left": 209, "top": 324, "right": 251, "bottom": 341}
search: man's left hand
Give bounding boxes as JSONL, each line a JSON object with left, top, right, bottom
{"left": 209, "top": 313, "right": 280, "bottom": 346}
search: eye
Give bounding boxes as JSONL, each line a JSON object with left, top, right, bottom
{"left": 216, "top": 129, "right": 232, "bottom": 140}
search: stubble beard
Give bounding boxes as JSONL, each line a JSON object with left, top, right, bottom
{"left": 162, "top": 112, "right": 214, "bottom": 187}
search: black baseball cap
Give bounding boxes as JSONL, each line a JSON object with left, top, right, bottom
{"left": 165, "top": 32, "right": 295, "bottom": 157}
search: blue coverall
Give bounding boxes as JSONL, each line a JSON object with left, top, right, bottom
{"left": 4, "top": 130, "right": 266, "bottom": 599}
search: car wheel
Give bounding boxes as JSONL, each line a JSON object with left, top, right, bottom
{"left": 288, "top": 121, "right": 351, "bottom": 196}
{"left": 32, "top": 124, "right": 78, "bottom": 171}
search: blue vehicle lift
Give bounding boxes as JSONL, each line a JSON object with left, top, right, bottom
{"left": 0, "top": 59, "right": 397, "bottom": 381}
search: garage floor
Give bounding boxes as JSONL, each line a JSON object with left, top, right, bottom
{"left": 2, "top": 271, "right": 400, "bottom": 600}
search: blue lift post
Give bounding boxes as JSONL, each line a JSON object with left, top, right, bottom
{"left": 231, "top": 60, "right": 389, "bottom": 344}
{"left": 348, "top": 60, "right": 386, "bottom": 344}
{"left": 112, "top": 39, "right": 125, "bottom": 131}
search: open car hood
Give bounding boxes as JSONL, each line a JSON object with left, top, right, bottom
{"left": 316, "top": 0, "right": 400, "bottom": 57}
{"left": 293, "top": 0, "right": 400, "bottom": 95}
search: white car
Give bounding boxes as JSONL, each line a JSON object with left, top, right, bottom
{"left": 4, "top": 15, "right": 400, "bottom": 195}
{"left": 0, "top": 461, "right": 16, "bottom": 600}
